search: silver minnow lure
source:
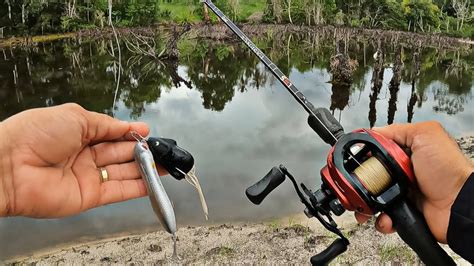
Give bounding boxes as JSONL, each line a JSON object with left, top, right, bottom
{"left": 134, "top": 141, "right": 177, "bottom": 234}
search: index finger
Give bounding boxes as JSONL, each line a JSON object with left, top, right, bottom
{"left": 372, "top": 121, "right": 448, "bottom": 150}
{"left": 80, "top": 108, "right": 149, "bottom": 144}
{"left": 372, "top": 123, "right": 418, "bottom": 149}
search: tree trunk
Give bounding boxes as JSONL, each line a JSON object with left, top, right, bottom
{"left": 274, "top": 0, "right": 282, "bottom": 23}
{"left": 108, "top": 0, "right": 113, "bottom": 25}
{"left": 287, "top": 0, "right": 293, "bottom": 24}
{"left": 368, "top": 41, "right": 385, "bottom": 127}
{"left": 72, "top": 0, "right": 76, "bottom": 17}
{"left": 287, "top": 34, "right": 292, "bottom": 67}
{"left": 22, "top": 3, "right": 26, "bottom": 24}
{"left": 387, "top": 46, "right": 403, "bottom": 125}
{"left": 314, "top": 0, "right": 322, "bottom": 25}
{"left": 7, "top": 1, "right": 11, "bottom": 20}
{"left": 66, "top": 0, "right": 70, "bottom": 17}
{"left": 203, "top": 4, "right": 210, "bottom": 23}
{"left": 87, "top": 0, "right": 90, "bottom": 22}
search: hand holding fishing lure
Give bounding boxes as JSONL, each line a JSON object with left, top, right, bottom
{"left": 131, "top": 132, "right": 208, "bottom": 258}
{"left": 202, "top": 0, "right": 455, "bottom": 265}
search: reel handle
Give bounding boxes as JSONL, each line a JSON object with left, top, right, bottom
{"left": 386, "top": 200, "right": 455, "bottom": 266}
{"left": 310, "top": 238, "right": 348, "bottom": 266}
{"left": 307, "top": 107, "right": 344, "bottom": 146}
{"left": 246, "top": 167, "right": 286, "bottom": 205}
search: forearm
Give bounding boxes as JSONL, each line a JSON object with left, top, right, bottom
{"left": 0, "top": 121, "right": 12, "bottom": 217}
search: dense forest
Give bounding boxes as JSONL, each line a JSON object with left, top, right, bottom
{"left": 0, "top": 0, "right": 472, "bottom": 38}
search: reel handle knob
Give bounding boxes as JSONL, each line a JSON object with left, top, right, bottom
{"left": 386, "top": 200, "right": 455, "bottom": 266}
{"left": 310, "top": 238, "right": 348, "bottom": 266}
{"left": 307, "top": 107, "right": 344, "bottom": 146}
{"left": 246, "top": 166, "right": 286, "bottom": 205}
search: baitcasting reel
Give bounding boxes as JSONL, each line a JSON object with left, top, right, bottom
{"left": 246, "top": 120, "right": 455, "bottom": 266}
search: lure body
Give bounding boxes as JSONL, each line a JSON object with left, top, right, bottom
{"left": 134, "top": 141, "right": 177, "bottom": 234}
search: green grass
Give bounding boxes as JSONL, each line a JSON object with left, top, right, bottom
{"left": 158, "top": 0, "right": 266, "bottom": 23}
{"left": 160, "top": 3, "right": 201, "bottom": 23}
{"left": 378, "top": 244, "right": 416, "bottom": 263}
{"left": 239, "top": 0, "right": 266, "bottom": 20}
{"left": 218, "top": 246, "right": 235, "bottom": 257}
{"left": 205, "top": 246, "right": 236, "bottom": 257}
{"left": 267, "top": 219, "right": 280, "bottom": 231}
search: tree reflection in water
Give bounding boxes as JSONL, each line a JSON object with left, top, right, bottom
{"left": 0, "top": 33, "right": 472, "bottom": 124}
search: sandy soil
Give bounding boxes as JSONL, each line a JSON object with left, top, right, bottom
{"left": 7, "top": 136, "right": 473, "bottom": 265}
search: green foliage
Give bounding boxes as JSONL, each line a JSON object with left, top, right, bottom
{"left": 0, "top": 0, "right": 472, "bottom": 38}
{"left": 124, "top": 0, "right": 159, "bottom": 26}
{"left": 1, "top": 0, "right": 159, "bottom": 36}
{"left": 215, "top": 44, "right": 234, "bottom": 61}
{"left": 335, "top": 10, "right": 345, "bottom": 25}
{"left": 402, "top": 0, "right": 441, "bottom": 32}
{"left": 60, "top": 16, "right": 80, "bottom": 32}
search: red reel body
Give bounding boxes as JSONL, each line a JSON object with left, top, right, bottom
{"left": 321, "top": 129, "right": 415, "bottom": 215}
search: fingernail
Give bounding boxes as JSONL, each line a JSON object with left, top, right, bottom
{"left": 376, "top": 220, "right": 383, "bottom": 229}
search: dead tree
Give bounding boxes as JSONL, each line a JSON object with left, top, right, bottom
{"left": 330, "top": 82, "right": 351, "bottom": 120}
{"left": 368, "top": 39, "right": 385, "bottom": 127}
{"left": 330, "top": 40, "right": 358, "bottom": 84}
{"left": 387, "top": 45, "right": 403, "bottom": 124}
{"left": 407, "top": 45, "right": 422, "bottom": 122}
{"left": 160, "top": 24, "right": 191, "bottom": 61}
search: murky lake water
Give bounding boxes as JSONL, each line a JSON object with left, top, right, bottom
{"left": 0, "top": 34, "right": 472, "bottom": 260}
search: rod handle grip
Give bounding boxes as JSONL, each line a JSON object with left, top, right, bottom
{"left": 386, "top": 200, "right": 455, "bottom": 266}
{"left": 307, "top": 107, "right": 344, "bottom": 146}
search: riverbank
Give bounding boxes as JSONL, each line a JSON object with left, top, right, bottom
{"left": 6, "top": 136, "right": 473, "bottom": 265}
{"left": 1, "top": 23, "right": 473, "bottom": 49}
{"left": 0, "top": 214, "right": 456, "bottom": 265}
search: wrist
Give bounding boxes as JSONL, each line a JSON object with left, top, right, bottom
{"left": 0, "top": 121, "right": 13, "bottom": 217}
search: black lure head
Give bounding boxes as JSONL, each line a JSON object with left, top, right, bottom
{"left": 147, "top": 137, "right": 195, "bottom": 180}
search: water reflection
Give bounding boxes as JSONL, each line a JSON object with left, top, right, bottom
{"left": 0, "top": 34, "right": 472, "bottom": 260}
{"left": 387, "top": 46, "right": 403, "bottom": 125}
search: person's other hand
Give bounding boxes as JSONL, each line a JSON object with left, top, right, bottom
{"left": 355, "top": 121, "right": 474, "bottom": 243}
{"left": 0, "top": 103, "right": 165, "bottom": 218}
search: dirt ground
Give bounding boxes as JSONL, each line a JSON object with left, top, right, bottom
{"left": 7, "top": 136, "right": 473, "bottom": 265}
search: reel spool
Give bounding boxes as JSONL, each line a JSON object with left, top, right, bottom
{"left": 353, "top": 156, "right": 392, "bottom": 196}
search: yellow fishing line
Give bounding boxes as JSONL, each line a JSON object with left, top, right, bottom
{"left": 353, "top": 157, "right": 392, "bottom": 195}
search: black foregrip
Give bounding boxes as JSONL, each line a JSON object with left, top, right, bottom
{"left": 386, "top": 200, "right": 455, "bottom": 266}
{"left": 307, "top": 107, "right": 344, "bottom": 146}
{"left": 245, "top": 167, "right": 286, "bottom": 205}
{"left": 310, "top": 238, "right": 348, "bottom": 266}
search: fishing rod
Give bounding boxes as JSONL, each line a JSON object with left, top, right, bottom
{"left": 202, "top": 0, "right": 343, "bottom": 146}
{"left": 202, "top": 1, "right": 455, "bottom": 265}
